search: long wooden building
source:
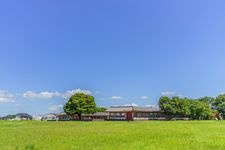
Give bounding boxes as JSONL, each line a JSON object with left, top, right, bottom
{"left": 106, "top": 106, "right": 165, "bottom": 121}
{"left": 40, "top": 106, "right": 165, "bottom": 121}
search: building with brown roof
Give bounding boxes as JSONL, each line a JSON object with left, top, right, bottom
{"left": 106, "top": 106, "right": 165, "bottom": 121}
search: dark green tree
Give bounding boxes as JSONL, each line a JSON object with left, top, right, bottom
{"left": 159, "top": 96, "right": 212, "bottom": 120}
{"left": 217, "top": 102, "right": 225, "bottom": 118}
{"left": 159, "top": 96, "right": 179, "bottom": 120}
{"left": 197, "top": 96, "right": 214, "bottom": 105}
{"left": 177, "top": 98, "right": 191, "bottom": 117}
{"left": 212, "top": 94, "right": 225, "bottom": 118}
{"left": 63, "top": 93, "right": 97, "bottom": 120}
{"left": 96, "top": 107, "right": 107, "bottom": 112}
{"left": 159, "top": 96, "right": 190, "bottom": 119}
{"left": 189, "top": 100, "right": 212, "bottom": 120}
{"left": 214, "top": 94, "right": 225, "bottom": 107}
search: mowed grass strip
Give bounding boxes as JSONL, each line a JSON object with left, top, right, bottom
{"left": 0, "top": 121, "right": 225, "bottom": 150}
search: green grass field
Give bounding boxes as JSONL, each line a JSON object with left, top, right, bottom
{"left": 1, "top": 121, "right": 225, "bottom": 150}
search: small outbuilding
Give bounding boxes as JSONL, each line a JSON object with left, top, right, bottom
{"left": 32, "top": 115, "right": 42, "bottom": 121}
{"left": 15, "top": 113, "right": 32, "bottom": 120}
{"left": 0, "top": 115, "right": 16, "bottom": 120}
{"left": 41, "top": 113, "right": 57, "bottom": 121}
{"left": 57, "top": 113, "right": 71, "bottom": 121}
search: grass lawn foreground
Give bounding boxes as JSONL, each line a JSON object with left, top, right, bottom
{"left": 1, "top": 121, "right": 225, "bottom": 150}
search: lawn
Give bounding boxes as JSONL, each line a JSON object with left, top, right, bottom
{"left": 0, "top": 121, "right": 225, "bottom": 150}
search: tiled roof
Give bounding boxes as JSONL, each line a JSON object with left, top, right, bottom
{"left": 133, "top": 107, "right": 160, "bottom": 112}
{"left": 16, "top": 113, "right": 32, "bottom": 118}
{"left": 82, "top": 112, "right": 109, "bottom": 116}
{"left": 56, "top": 112, "right": 109, "bottom": 116}
{"left": 106, "top": 106, "right": 133, "bottom": 112}
{"left": 42, "top": 113, "right": 57, "bottom": 117}
{"left": 106, "top": 106, "right": 160, "bottom": 112}
{"left": 57, "top": 112, "right": 67, "bottom": 116}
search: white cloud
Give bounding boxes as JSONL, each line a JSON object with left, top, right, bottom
{"left": 23, "top": 91, "right": 60, "bottom": 99}
{"left": 161, "top": 91, "right": 184, "bottom": 98}
{"left": 177, "top": 94, "right": 184, "bottom": 98}
{"left": 161, "top": 91, "right": 175, "bottom": 97}
{"left": 218, "top": 92, "right": 225, "bottom": 95}
{"left": 111, "top": 96, "right": 123, "bottom": 100}
{"left": 124, "top": 103, "right": 138, "bottom": 107}
{"left": 145, "top": 104, "right": 157, "bottom": 108}
{"left": 62, "top": 89, "right": 92, "bottom": 99}
{"left": 140, "top": 96, "right": 149, "bottom": 100}
{"left": 23, "top": 88, "right": 92, "bottom": 100}
{"left": 15, "top": 104, "right": 24, "bottom": 108}
{"left": 48, "top": 105, "right": 63, "bottom": 111}
{"left": 0, "top": 90, "right": 15, "bottom": 103}
{"left": 95, "top": 91, "right": 101, "bottom": 94}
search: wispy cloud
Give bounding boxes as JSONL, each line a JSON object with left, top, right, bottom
{"left": 145, "top": 104, "right": 157, "bottom": 108}
{"left": 23, "top": 88, "right": 92, "bottom": 100}
{"left": 62, "top": 89, "right": 92, "bottom": 99}
{"left": 0, "top": 90, "right": 15, "bottom": 103}
{"left": 111, "top": 96, "right": 123, "bottom": 100}
{"left": 23, "top": 91, "right": 60, "bottom": 99}
{"left": 48, "top": 104, "right": 63, "bottom": 112}
{"left": 161, "top": 91, "right": 175, "bottom": 97}
{"left": 161, "top": 91, "right": 184, "bottom": 98}
{"left": 98, "top": 97, "right": 106, "bottom": 101}
{"left": 95, "top": 91, "right": 101, "bottom": 94}
{"left": 140, "top": 96, "right": 149, "bottom": 100}
{"left": 218, "top": 92, "right": 225, "bottom": 95}
{"left": 15, "top": 104, "right": 24, "bottom": 108}
{"left": 124, "top": 103, "right": 138, "bottom": 107}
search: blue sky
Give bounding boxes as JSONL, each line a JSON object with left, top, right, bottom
{"left": 1, "top": 0, "right": 225, "bottom": 116}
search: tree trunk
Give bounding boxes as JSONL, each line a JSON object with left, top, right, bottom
{"left": 78, "top": 114, "right": 81, "bottom": 120}
{"left": 166, "top": 114, "right": 175, "bottom": 120}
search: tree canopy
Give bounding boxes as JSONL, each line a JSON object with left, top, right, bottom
{"left": 159, "top": 96, "right": 212, "bottom": 120}
{"left": 63, "top": 93, "right": 97, "bottom": 119}
{"left": 95, "top": 107, "right": 107, "bottom": 112}
{"left": 212, "top": 94, "right": 225, "bottom": 118}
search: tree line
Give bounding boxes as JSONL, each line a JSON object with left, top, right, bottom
{"left": 63, "top": 92, "right": 225, "bottom": 120}
{"left": 159, "top": 94, "right": 225, "bottom": 120}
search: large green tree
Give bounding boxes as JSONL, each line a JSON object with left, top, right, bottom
{"left": 63, "top": 93, "right": 97, "bottom": 120}
{"left": 189, "top": 100, "right": 212, "bottom": 120}
{"left": 159, "top": 96, "right": 212, "bottom": 120}
{"left": 159, "top": 96, "right": 191, "bottom": 120}
{"left": 159, "top": 96, "right": 174, "bottom": 119}
{"left": 95, "top": 107, "right": 107, "bottom": 112}
{"left": 212, "top": 94, "right": 225, "bottom": 118}
{"left": 197, "top": 96, "right": 214, "bottom": 106}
